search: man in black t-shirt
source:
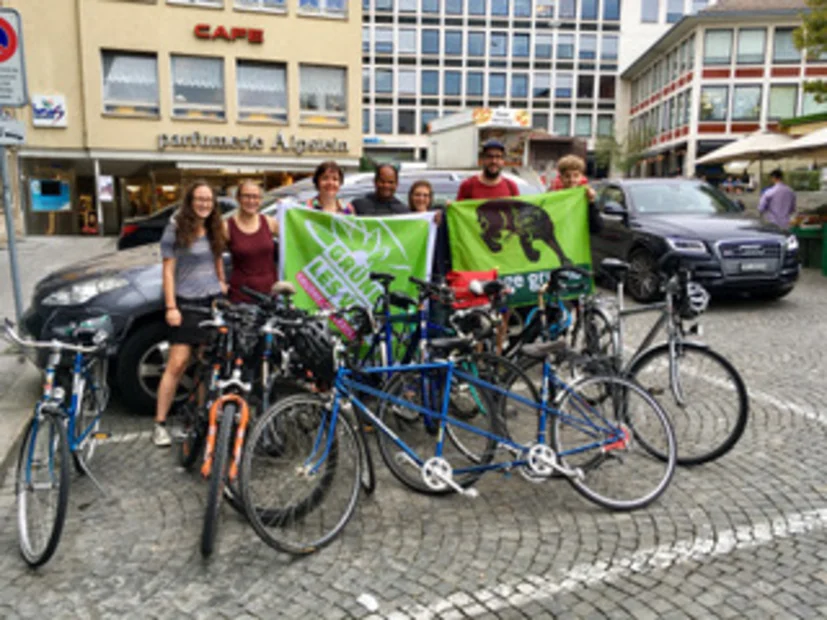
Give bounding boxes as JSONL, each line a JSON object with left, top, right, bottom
{"left": 352, "top": 164, "right": 409, "bottom": 216}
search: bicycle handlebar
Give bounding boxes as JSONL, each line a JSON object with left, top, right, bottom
{"left": 2, "top": 318, "right": 103, "bottom": 354}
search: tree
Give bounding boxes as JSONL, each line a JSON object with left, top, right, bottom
{"left": 795, "top": 1, "right": 827, "bottom": 102}
{"left": 594, "top": 127, "right": 657, "bottom": 176}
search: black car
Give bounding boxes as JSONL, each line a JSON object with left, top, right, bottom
{"left": 116, "top": 197, "right": 237, "bottom": 250}
{"left": 24, "top": 170, "right": 542, "bottom": 414}
{"left": 591, "top": 179, "right": 800, "bottom": 302}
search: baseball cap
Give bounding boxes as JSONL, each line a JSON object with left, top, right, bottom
{"left": 481, "top": 139, "right": 506, "bottom": 154}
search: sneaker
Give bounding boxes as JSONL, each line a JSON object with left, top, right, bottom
{"left": 152, "top": 424, "right": 172, "bottom": 447}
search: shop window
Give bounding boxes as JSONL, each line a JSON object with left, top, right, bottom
{"left": 234, "top": 0, "right": 286, "bottom": 11}
{"left": 512, "top": 74, "right": 528, "bottom": 98}
{"left": 399, "top": 110, "right": 416, "bottom": 134}
{"left": 704, "top": 30, "right": 732, "bottom": 66}
{"left": 554, "top": 113, "right": 571, "bottom": 136}
{"left": 171, "top": 55, "right": 224, "bottom": 120}
{"left": 299, "top": 64, "right": 347, "bottom": 125}
{"left": 101, "top": 51, "right": 159, "bottom": 117}
{"left": 773, "top": 28, "right": 801, "bottom": 63}
{"left": 468, "top": 32, "right": 486, "bottom": 56}
{"left": 603, "top": 0, "right": 620, "bottom": 20}
{"left": 533, "top": 112, "right": 549, "bottom": 130}
{"left": 467, "top": 72, "right": 484, "bottom": 96}
{"left": 575, "top": 114, "right": 592, "bottom": 137}
{"left": 641, "top": 0, "right": 658, "bottom": 23}
{"left": 737, "top": 29, "right": 765, "bottom": 65}
{"left": 535, "top": 34, "right": 552, "bottom": 59}
{"left": 237, "top": 60, "right": 287, "bottom": 123}
{"left": 768, "top": 85, "right": 797, "bottom": 119}
{"left": 298, "top": 0, "right": 346, "bottom": 16}
{"left": 699, "top": 85, "right": 728, "bottom": 121}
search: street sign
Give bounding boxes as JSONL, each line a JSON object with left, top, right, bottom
{"left": 0, "top": 117, "right": 24, "bottom": 145}
{"left": 0, "top": 9, "right": 27, "bottom": 107}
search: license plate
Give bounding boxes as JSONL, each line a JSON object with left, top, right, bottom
{"left": 740, "top": 261, "right": 769, "bottom": 273}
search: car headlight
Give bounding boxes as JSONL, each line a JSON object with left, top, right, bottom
{"left": 42, "top": 277, "right": 130, "bottom": 306}
{"left": 786, "top": 234, "right": 799, "bottom": 252}
{"left": 665, "top": 237, "right": 708, "bottom": 254}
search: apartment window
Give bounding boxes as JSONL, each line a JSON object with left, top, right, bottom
{"left": 363, "top": 109, "right": 370, "bottom": 133}
{"left": 515, "top": 0, "right": 532, "bottom": 16}
{"left": 446, "top": 31, "right": 463, "bottom": 55}
{"left": 699, "top": 85, "right": 728, "bottom": 121}
{"left": 423, "top": 30, "right": 440, "bottom": 54}
{"left": 773, "top": 28, "right": 801, "bottom": 63}
{"left": 704, "top": 30, "right": 732, "bottom": 65}
{"left": 423, "top": 0, "right": 439, "bottom": 11}
{"left": 171, "top": 55, "right": 224, "bottom": 118}
{"left": 512, "top": 73, "right": 529, "bottom": 98}
{"left": 375, "top": 28, "right": 393, "bottom": 53}
{"left": 675, "top": 92, "right": 684, "bottom": 125}
{"left": 446, "top": 0, "right": 463, "bottom": 12}
{"left": 679, "top": 40, "right": 689, "bottom": 72}
{"left": 362, "top": 27, "right": 370, "bottom": 53}
{"left": 536, "top": 34, "right": 552, "bottom": 59}
{"left": 556, "top": 73, "right": 573, "bottom": 98}
{"left": 491, "top": 33, "right": 508, "bottom": 57}
{"left": 737, "top": 29, "right": 765, "bottom": 64}
{"left": 492, "top": 0, "right": 509, "bottom": 15}
{"left": 554, "top": 113, "right": 571, "bottom": 135}
{"left": 375, "top": 0, "right": 392, "bottom": 9}
{"left": 534, "top": 73, "right": 551, "bottom": 97}
{"left": 597, "top": 115, "right": 613, "bottom": 136}
{"left": 467, "top": 72, "right": 484, "bottom": 95}
{"left": 641, "top": 0, "right": 658, "bottom": 23}
{"left": 577, "top": 74, "right": 594, "bottom": 98}
{"left": 399, "top": 70, "right": 417, "bottom": 94}
{"left": 581, "top": 0, "right": 597, "bottom": 19}
{"left": 533, "top": 112, "right": 549, "bottom": 130}
{"left": 364, "top": 0, "right": 370, "bottom": 8}
{"left": 599, "top": 75, "right": 615, "bottom": 99}
{"left": 513, "top": 34, "right": 530, "bottom": 57}
{"left": 421, "top": 109, "right": 438, "bottom": 133}
{"left": 468, "top": 32, "right": 486, "bottom": 56}
{"left": 575, "top": 115, "right": 592, "bottom": 137}
{"left": 237, "top": 60, "right": 287, "bottom": 122}
{"left": 375, "top": 69, "right": 393, "bottom": 93}
{"left": 298, "top": 0, "right": 346, "bottom": 16}
{"left": 602, "top": 35, "right": 619, "bottom": 61}
{"left": 375, "top": 110, "right": 393, "bottom": 134}
{"left": 579, "top": 34, "right": 597, "bottom": 60}
{"left": 490, "top": 73, "right": 507, "bottom": 97}
{"left": 537, "top": 0, "right": 555, "bottom": 17}
{"left": 235, "top": 0, "right": 286, "bottom": 10}
{"left": 399, "top": 110, "right": 416, "bottom": 134}
{"left": 768, "top": 84, "right": 797, "bottom": 119}
{"left": 690, "top": 0, "right": 706, "bottom": 13}
{"left": 169, "top": 0, "right": 222, "bottom": 6}
{"left": 398, "top": 0, "right": 416, "bottom": 8}
{"left": 683, "top": 90, "right": 691, "bottom": 124}
{"left": 558, "top": 33, "right": 575, "bottom": 59}
{"left": 445, "top": 71, "right": 462, "bottom": 96}
{"left": 469, "top": 0, "right": 486, "bottom": 14}
{"left": 422, "top": 70, "right": 439, "bottom": 95}
{"left": 300, "top": 65, "right": 346, "bottom": 125}
{"left": 363, "top": 67, "right": 370, "bottom": 94}
{"left": 399, "top": 29, "right": 417, "bottom": 53}
{"left": 666, "top": 0, "right": 682, "bottom": 23}
{"left": 101, "top": 51, "right": 159, "bottom": 115}
{"left": 603, "top": 0, "right": 620, "bottom": 20}
{"left": 559, "top": 0, "right": 575, "bottom": 18}
{"left": 802, "top": 91, "right": 827, "bottom": 115}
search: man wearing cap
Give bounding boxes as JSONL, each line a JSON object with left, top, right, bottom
{"left": 456, "top": 139, "right": 520, "bottom": 200}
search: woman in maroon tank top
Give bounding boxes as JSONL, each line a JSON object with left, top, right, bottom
{"left": 223, "top": 180, "right": 278, "bottom": 303}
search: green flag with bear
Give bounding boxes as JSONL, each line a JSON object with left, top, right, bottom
{"left": 446, "top": 187, "right": 593, "bottom": 305}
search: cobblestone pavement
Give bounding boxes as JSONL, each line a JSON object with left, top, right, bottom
{"left": 1, "top": 269, "right": 827, "bottom": 619}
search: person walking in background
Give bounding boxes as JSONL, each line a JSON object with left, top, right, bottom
{"left": 553, "top": 155, "right": 603, "bottom": 233}
{"left": 307, "top": 161, "right": 354, "bottom": 215}
{"left": 224, "top": 179, "right": 278, "bottom": 303}
{"left": 456, "top": 139, "right": 519, "bottom": 200}
{"left": 154, "top": 181, "right": 226, "bottom": 447}
{"left": 758, "top": 169, "right": 796, "bottom": 229}
{"left": 352, "top": 164, "right": 408, "bottom": 216}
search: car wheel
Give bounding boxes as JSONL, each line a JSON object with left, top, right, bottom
{"left": 627, "top": 248, "right": 661, "bottom": 303}
{"left": 116, "top": 321, "right": 195, "bottom": 415}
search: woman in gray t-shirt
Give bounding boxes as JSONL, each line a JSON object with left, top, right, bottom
{"left": 152, "top": 181, "right": 227, "bottom": 447}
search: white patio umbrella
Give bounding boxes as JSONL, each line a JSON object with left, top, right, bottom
{"left": 695, "top": 131, "right": 795, "bottom": 186}
{"left": 775, "top": 127, "right": 827, "bottom": 160}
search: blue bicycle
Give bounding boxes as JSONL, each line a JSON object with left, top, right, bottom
{"left": 3, "top": 316, "right": 113, "bottom": 567}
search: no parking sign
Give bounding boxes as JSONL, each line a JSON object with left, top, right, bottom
{"left": 0, "top": 8, "right": 27, "bottom": 107}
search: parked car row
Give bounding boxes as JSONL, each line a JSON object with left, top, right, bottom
{"left": 22, "top": 173, "right": 799, "bottom": 415}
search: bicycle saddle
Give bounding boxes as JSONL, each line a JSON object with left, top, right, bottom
{"left": 369, "top": 271, "right": 395, "bottom": 286}
{"left": 469, "top": 279, "right": 508, "bottom": 298}
{"left": 389, "top": 291, "right": 416, "bottom": 309}
{"left": 271, "top": 281, "right": 296, "bottom": 296}
{"left": 600, "top": 258, "right": 630, "bottom": 279}
{"left": 428, "top": 337, "right": 474, "bottom": 357}
{"left": 520, "top": 340, "right": 567, "bottom": 360}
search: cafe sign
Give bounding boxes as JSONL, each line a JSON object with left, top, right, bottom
{"left": 157, "top": 131, "right": 349, "bottom": 156}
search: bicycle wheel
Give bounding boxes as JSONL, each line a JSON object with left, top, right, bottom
{"left": 73, "top": 358, "right": 109, "bottom": 475}
{"left": 627, "top": 343, "right": 748, "bottom": 466}
{"left": 375, "top": 367, "right": 502, "bottom": 495}
{"left": 551, "top": 374, "right": 676, "bottom": 511}
{"left": 241, "top": 394, "right": 361, "bottom": 555}
{"left": 171, "top": 399, "right": 206, "bottom": 471}
{"left": 17, "top": 414, "right": 71, "bottom": 567}
{"left": 201, "top": 403, "right": 235, "bottom": 558}
{"left": 571, "top": 304, "right": 616, "bottom": 359}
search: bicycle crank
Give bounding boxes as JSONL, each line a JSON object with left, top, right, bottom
{"left": 421, "top": 457, "right": 478, "bottom": 498}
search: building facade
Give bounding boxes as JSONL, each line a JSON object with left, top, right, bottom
{"left": 620, "top": 0, "right": 826, "bottom": 177}
{"left": 8, "top": 0, "right": 362, "bottom": 236}
{"left": 360, "top": 0, "right": 714, "bottom": 168}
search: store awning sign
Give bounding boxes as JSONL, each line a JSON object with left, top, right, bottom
{"left": 0, "top": 9, "right": 27, "bottom": 107}
{"left": 194, "top": 24, "right": 263, "bottom": 43}
{"left": 31, "top": 94, "right": 67, "bottom": 127}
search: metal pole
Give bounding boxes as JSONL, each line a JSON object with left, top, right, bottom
{"left": 2, "top": 146, "right": 24, "bottom": 322}
{"left": 93, "top": 158, "right": 104, "bottom": 236}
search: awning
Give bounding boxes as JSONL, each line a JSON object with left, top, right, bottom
{"left": 695, "top": 131, "right": 794, "bottom": 165}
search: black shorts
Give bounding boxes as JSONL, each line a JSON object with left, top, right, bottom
{"left": 169, "top": 296, "right": 216, "bottom": 346}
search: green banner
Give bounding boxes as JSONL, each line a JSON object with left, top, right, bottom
{"left": 279, "top": 207, "right": 436, "bottom": 337}
{"left": 446, "top": 188, "right": 593, "bottom": 305}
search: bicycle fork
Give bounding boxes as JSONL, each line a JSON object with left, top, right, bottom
{"left": 201, "top": 394, "right": 250, "bottom": 482}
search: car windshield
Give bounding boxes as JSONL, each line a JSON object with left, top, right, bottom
{"left": 629, "top": 182, "right": 740, "bottom": 215}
